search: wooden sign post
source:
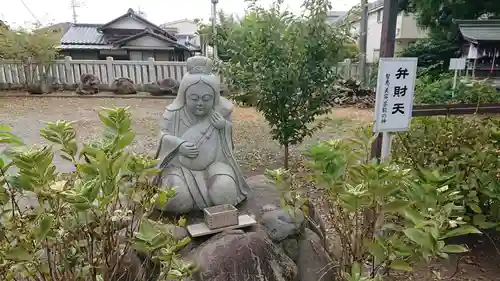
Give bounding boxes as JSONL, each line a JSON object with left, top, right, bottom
{"left": 373, "top": 57, "right": 418, "bottom": 160}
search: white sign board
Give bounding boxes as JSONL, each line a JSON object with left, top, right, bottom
{"left": 374, "top": 57, "right": 418, "bottom": 133}
{"left": 449, "top": 58, "right": 466, "bottom": 70}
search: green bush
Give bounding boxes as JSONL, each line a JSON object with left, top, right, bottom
{"left": 398, "top": 38, "right": 459, "bottom": 80}
{"left": 305, "top": 128, "right": 480, "bottom": 280}
{"left": 414, "top": 74, "right": 500, "bottom": 105}
{"left": 393, "top": 116, "right": 500, "bottom": 229}
{"left": 0, "top": 107, "right": 194, "bottom": 281}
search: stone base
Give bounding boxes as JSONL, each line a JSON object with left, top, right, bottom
{"left": 173, "top": 175, "right": 337, "bottom": 281}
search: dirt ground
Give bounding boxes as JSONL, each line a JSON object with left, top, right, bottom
{"left": 1, "top": 96, "right": 499, "bottom": 280}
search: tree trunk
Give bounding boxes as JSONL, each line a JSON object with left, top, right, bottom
{"left": 284, "top": 143, "right": 289, "bottom": 170}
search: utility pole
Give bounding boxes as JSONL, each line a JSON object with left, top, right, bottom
{"left": 371, "top": 0, "right": 399, "bottom": 160}
{"left": 358, "top": 0, "right": 368, "bottom": 86}
{"left": 70, "top": 0, "right": 80, "bottom": 24}
{"left": 211, "top": 0, "right": 218, "bottom": 61}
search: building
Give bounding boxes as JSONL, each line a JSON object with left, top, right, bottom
{"left": 161, "top": 19, "right": 201, "bottom": 48}
{"left": 57, "top": 9, "right": 200, "bottom": 61}
{"left": 326, "top": 11, "right": 348, "bottom": 25}
{"left": 350, "top": 0, "right": 426, "bottom": 62}
{"left": 457, "top": 20, "right": 500, "bottom": 83}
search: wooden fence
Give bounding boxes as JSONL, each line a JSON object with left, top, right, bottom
{"left": 0, "top": 57, "right": 372, "bottom": 90}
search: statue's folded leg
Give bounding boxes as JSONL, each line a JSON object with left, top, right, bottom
{"left": 206, "top": 162, "right": 239, "bottom": 206}
{"left": 159, "top": 166, "right": 195, "bottom": 214}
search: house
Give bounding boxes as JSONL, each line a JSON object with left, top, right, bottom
{"left": 57, "top": 8, "right": 200, "bottom": 61}
{"left": 161, "top": 19, "right": 201, "bottom": 48}
{"left": 326, "top": 11, "right": 348, "bottom": 25}
{"left": 457, "top": 20, "right": 500, "bottom": 83}
{"left": 350, "top": 0, "right": 427, "bottom": 62}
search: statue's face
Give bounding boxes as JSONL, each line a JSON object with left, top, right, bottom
{"left": 185, "top": 82, "right": 215, "bottom": 117}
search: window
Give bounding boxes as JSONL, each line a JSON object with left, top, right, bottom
{"left": 377, "top": 10, "right": 382, "bottom": 23}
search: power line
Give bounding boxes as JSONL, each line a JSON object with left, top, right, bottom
{"left": 70, "top": 0, "right": 80, "bottom": 23}
{"left": 18, "top": 0, "right": 42, "bottom": 26}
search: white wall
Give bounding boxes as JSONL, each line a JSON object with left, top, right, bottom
{"left": 352, "top": 8, "right": 385, "bottom": 63}
{"left": 352, "top": 8, "right": 426, "bottom": 63}
{"left": 162, "top": 20, "right": 200, "bottom": 45}
{"left": 107, "top": 17, "right": 148, "bottom": 30}
{"left": 126, "top": 35, "right": 174, "bottom": 48}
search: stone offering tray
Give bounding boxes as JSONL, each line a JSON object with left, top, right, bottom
{"left": 187, "top": 214, "right": 257, "bottom": 238}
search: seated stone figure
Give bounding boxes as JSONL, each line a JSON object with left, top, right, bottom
{"left": 154, "top": 56, "right": 250, "bottom": 214}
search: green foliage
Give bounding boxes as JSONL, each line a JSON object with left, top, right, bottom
{"left": 398, "top": 38, "right": 460, "bottom": 79}
{"left": 0, "top": 107, "right": 194, "bottom": 281}
{"left": 223, "top": 0, "right": 349, "bottom": 168}
{"left": 393, "top": 116, "right": 500, "bottom": 229}
{"left": 414, "top": 74, "right": 500, "bottom": 104}
{"left": 307, "top": 128, "right": 480, "bottom": 280}
{"left": 399, "top": 0, "right": 500, "bottom": 40}
{"left": 196, "top": 12, "right": 240, "bottom": 61}
{"left": 339, "top": 42, "right": 360, "bottom": 62}
{"left": 0, "top": 23, "right": 59, "bottom": 62}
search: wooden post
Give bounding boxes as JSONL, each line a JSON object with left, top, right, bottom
{"left": 148, "top": 57, "right": 157, "bottom": 83}
{"left": 64, "top": 56, "right": 74, "bottom": 86}
{"left": 359, "top": 0, "right": 369, "bottom": 86}
{"left": 345, "top": 59, "right": 352, "bottom": 78}
{"left": 106, "top": 56, "right": 114, "bottom": 87}
{"left": 25, "top": 57, "right": 33, "bottom": 86}
{"left": 371, "top": 0, "right": 399, "bottom": 161}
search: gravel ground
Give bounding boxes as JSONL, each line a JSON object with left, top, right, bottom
{"left": 0, "top": 97, "right": 372, "bottom": 174}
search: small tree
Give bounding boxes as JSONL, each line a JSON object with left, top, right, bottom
{"left": 0, "top": 23, "right": 59, "bottom": 84}
{"left": 223, "top": 0, "right": 349, "bottom": 168}
{"left": 196, "top": 12, "right": 241, "bottom": 61}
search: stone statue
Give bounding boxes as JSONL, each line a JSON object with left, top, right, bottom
{"left": 154, "top": 56, "right": 250, "bottom": 214}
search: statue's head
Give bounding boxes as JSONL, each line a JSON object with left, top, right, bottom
{"left": 185, "top": 80, "right": 215, "bottom": 116}
{"left": 167, "top": 56, "right": 221, "bottom": 116}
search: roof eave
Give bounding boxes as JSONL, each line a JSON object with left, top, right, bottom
{"left": 114, "top": 30, "right": 188, "bottom": 50}
{"left": 97, "top": 9, "right": 165, "bottom": 34}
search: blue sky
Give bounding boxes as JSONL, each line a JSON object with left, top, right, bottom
{"left": 2, "top": 0, "right": 358, "bottom": 28}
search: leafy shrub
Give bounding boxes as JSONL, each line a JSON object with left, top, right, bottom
{"left": 414, "top": 74, "right": 500, "bottom": 105}
{"left": 398, "top": 38, "right": 460, "bottom": 80}
{"left": 306, "top": 128, "right": 480, "bottom": 280}
{"left": 393, "top": 116, "right": 500, "bottom": 229}
{"left": 0, "top": 107, "right": 194, "bottom": 281}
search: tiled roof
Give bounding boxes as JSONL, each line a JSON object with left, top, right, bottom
{"left": 457, "top": 20, "right": 500, "bottom": 43}
{"left": 60, "top": 24, "right": 106, "bottom": 45}
{"left": 56, "top": 44, "right": 114, "bottom": 49}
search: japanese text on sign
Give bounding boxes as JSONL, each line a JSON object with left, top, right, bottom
{"left": 374, "top": 57, "right": 418, "bottom": 132}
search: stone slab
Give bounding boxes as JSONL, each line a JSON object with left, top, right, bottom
{"left": 187, "top": 214, "right": 257, "bottom": 238}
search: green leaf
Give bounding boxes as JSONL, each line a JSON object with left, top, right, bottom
{"left": 97, "top": 112, "right": 116, "bottom": 129}
{"left": 5, "top": 246, "right": 32, "bottom": 261}
{"left": 390, "top": 260, "right": 412, "bottom": 272}
{"left": 383, "top": 200, "right": 410, "bottom": 212}
{"left": 403, "top": 228, "right": 435, "bottom": 249}
{"left": 404, "top": 209, "right": 426, "bottom": 224}
{"left": 366, "top": 241, "right": 385, "bottom": 265}
{"left": 442, "top": 225, "right": 482, "bottom": 239}
{"left": 442, "top": 244, "right": 469, "bottom": 253}
{"left": 468, "top": 203, "right": 482, "bottom": 214}
{"left": 36, "top": 214, "right": 54, "bottom": 241}
{"left": 351, "top": 262, "right": 361, "bottom": 277}
{"left": 168, "top": 269, "right": 184, "bottom": 278}
{"left": 116, "top": 131, "right": 136, "bottom": 150}
{"left": 96, "top": 275, "right": 104, "bottom": 281}
{"left": 136, "top": 219, "right": 158, "bottom": 242}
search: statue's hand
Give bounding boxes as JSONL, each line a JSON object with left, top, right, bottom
{"left": 210, "top": 112, "right": 226, "bottom": 130}
{"left": 179, "top": 142, "right": 199, "bottom": 158}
